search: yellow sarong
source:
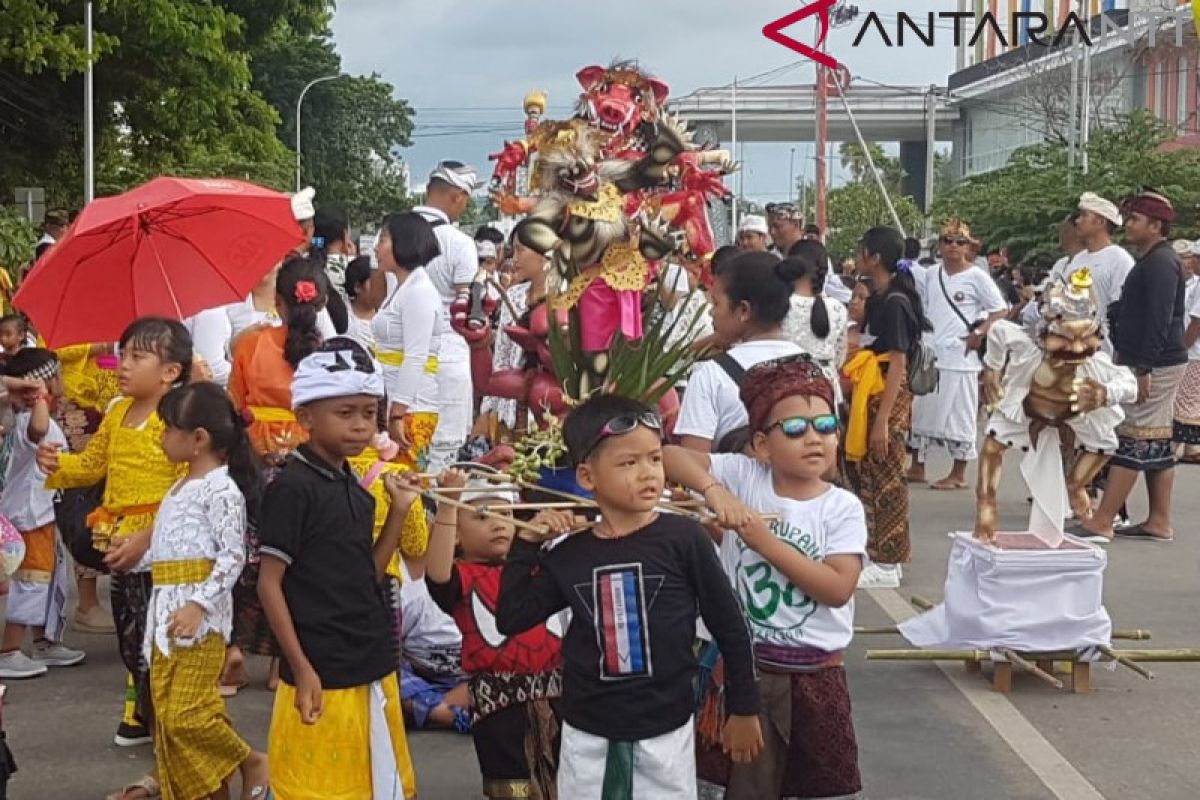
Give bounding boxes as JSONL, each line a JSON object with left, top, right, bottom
{"left": 842, "top": 351, "right": 889, "bottom": 463}
{"left": 375, "top": 350, "right": 440, "bottom": 375}
{"left": 152, "top": 633, "right": 251, "bottom": 800}
{"left": 269, "top": 673, "right": 416, "bottom": 799}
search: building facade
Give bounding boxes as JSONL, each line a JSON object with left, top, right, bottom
{"left": 950, "top": 0, "right": 1197, "bottom": 178}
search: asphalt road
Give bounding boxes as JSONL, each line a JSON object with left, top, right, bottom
{"left": 7, "top": 450, "right": 1200, "bottom": 799}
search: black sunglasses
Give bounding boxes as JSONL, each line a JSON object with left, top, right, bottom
{"left": 578, "top": 412, "right": 663, "bottom": 461}
{"left": 941, "top": 236, "right": 970, "bottom": 246}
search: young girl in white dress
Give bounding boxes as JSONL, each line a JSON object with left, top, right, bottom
{"left": 143, "top": 381, "right": 270, "bottom": 800}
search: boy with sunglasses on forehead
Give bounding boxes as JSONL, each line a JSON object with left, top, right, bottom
{"left": 664, "top": 355, "right": 866, "bottom": 799}
{"left": 496, "top": 393, "right": 762, "bottom": 800}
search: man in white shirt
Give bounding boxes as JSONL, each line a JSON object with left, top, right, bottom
{"left": 909, "top": 219, "right": 1009, "bottom": 489}
{"left": 414, "top": 161, "right": 483, "bottom": 471}
{"left": 1059, "top": 192, "right": 1134, "bottom": 355}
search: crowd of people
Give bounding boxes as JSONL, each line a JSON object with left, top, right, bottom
{"left": 0, "top": 168, "right": 1192, "bottom": 800}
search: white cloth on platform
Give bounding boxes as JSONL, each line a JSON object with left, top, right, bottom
{"left": 910, "top": 368, "right": 980, "bottom": 461}
{"left": 558, "top": 719, "right": 697, "bottom": 800}
{"left": 899, "top": 532, "right": 1112, "bottom": 652}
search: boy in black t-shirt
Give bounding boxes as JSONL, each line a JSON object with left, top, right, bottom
{"left": 497, "top": 393, "right": 762, "bottom": 799}
{"left": 257, "top": 340, "right": 420, "bottom": 799}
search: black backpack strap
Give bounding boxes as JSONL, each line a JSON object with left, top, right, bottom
{"left": 428, "top": 219, "right": 448, "bottom": 229}
{"left": 712, "top": 352, "right": 746, "bottom": 387}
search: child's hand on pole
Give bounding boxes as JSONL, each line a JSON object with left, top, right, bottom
{"left": 437, "top": 468, "right": 469, "bottom": 490}
{"left": 381, "top": 471, "right": 421, "bottom": 511}
{"left": 701, "top": 482, "right": 753, "bottom": 529}
{"left": 524, "top": 509, "right": 589, "bottom": 544}
{"left": 722, "top": 713, "right": 764, "bottom": 764}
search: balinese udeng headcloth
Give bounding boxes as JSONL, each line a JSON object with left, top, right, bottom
{"left": 292, "top": 344, "right": 384, "bottom": 409}
{"left": 939, "top": 217, "right": 975, "bottom": 241}
{"left": 1122, "top": 189, "right": 1175, "bottom": 223}
{"left": 740, "top": 354, "right": 835, "bottom": 433}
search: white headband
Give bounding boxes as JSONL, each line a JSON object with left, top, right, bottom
{"left": 291, "top": 348, "right": 384, "bottom": 409}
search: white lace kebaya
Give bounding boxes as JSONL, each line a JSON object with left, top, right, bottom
{"left": 139, "top": 466, "right": 247, "bottom": 662}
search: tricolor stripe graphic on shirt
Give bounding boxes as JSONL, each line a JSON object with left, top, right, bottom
{"left": 593, "top": 563, "right": 652, "bottom": 680}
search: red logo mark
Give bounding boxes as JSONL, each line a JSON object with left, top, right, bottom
{"left": 763, "top": 0, "right": 841, "bottom": 70}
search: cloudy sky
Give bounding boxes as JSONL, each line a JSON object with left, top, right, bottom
{"left": 331, "top": 1, "right": 958, "bottom": 203}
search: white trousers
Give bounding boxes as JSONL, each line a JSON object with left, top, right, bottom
{"left": 429, "top": 347, "right": 473, "bottom": 473}
{"left": 558, "top": 719, "right": 697, "bottom": 800}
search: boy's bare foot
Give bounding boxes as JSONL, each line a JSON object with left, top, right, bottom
{"left": 266, "top": 657, "right": 280, "bottom": 691}
{"left": 220, "top": 647, "right": 248, "bottom": 697}
{"left": 930, "top": 477, "right": 968, "bottom": 490}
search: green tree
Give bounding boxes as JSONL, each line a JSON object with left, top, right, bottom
{"left": 934, "top": 112, "right": 1200, "bottom": 263}
{"left": 825, "top": 183, "right": 924, "bottom": 260}
{"left": 247, "top": 20, "right": 414, "bottom": 228}
{"left": 838, "top": 141, "right": 904, "bottom": 192}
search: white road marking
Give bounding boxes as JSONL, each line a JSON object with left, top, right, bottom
{"left": 867, "top": 587, "right": 1107, "bottom": 800}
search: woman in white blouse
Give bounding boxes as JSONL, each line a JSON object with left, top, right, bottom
{"left": 779, "top": 241, "right": 849, "bottom": 384}
{"left": 373, "top": 212, "right": 444, "bottom": 468}
{"left": 343, "top": 255, "right": 382, "bottom": 353}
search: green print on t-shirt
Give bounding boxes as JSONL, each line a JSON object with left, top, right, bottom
{"left": 735, "top": 519, "right": 819, "bottom": 637}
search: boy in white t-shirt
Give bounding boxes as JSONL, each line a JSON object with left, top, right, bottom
{"left": 665, "top": 354, "right": 865, "bottom": 799}
{"left": 0, "top": 349, "right": 85, "bottom": 679}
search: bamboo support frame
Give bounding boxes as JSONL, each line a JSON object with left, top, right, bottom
{"left": 999, "top": 648, "right": 1064, "bottom": 689}
{"left": 1099, "top": 645, "right": 1155, "bottom": 680}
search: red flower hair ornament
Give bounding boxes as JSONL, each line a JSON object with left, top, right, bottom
{"left": 293, "top": 280, "right": 319, "bottom": 304}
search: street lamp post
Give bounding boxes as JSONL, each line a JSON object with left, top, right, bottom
{"left": 84, "top": 0, "right": 94, "bottom": 204}
{"left": 789, "top": 147, "right": 796, "bottom": 204}
{"left": 295, "top": 75, "right": 339, "bottom": 192}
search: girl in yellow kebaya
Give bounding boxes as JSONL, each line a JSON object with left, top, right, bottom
{"left": 38, "top": 317, "right": 192, "bottom": 800}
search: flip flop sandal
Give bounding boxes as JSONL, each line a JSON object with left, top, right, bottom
{"left": 929, "top": 480, "right": 968, "bottom": 491}
{"left": 1064, "top": 523, "right": 1111, "bottom": 544}
{"left": 1114, "top": 525, "right": 1173, "bottom": 543}
{"left": 219, "top": 678, "right": 249, "bottom": 697}
{"left": 105, "top": 775, "right": 161, "bottom": 800}
{"left": 243, "top": 785, "right": 273, "bottom": 800}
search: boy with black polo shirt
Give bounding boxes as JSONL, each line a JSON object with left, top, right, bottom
{"left": 257, "top": 340, "right": 420, "bottom": 799}
{"left": 496, "top": 393, "right": 762, "bottom": 800}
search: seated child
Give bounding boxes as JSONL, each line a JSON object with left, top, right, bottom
{"left": 497, "top": 393, "right": 762, "bottom": 800}
{"left": 665, "top": 354, "right": 866, "bottom": 800}
{"left": 398, "top": 562, "right": 470, "bottom": 732}
{"left": 426, "top": 468, "right": 564, "bottom": 799}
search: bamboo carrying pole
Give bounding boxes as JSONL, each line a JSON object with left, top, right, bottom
{"left": 1099, "top": 645, "right": 1155, "bottom": 680}
{"left": 464, "top": 468, "right": 780, "bottom": 524}
{"left": 866, "top": 649, "right": 1200, "bottom": 663}
{"left": 422, "top": 491, "right": 593, "bottom": 537}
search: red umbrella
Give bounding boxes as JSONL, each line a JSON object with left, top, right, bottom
{"left": 15, "top": 176, "right": 305, "bottom": 348}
